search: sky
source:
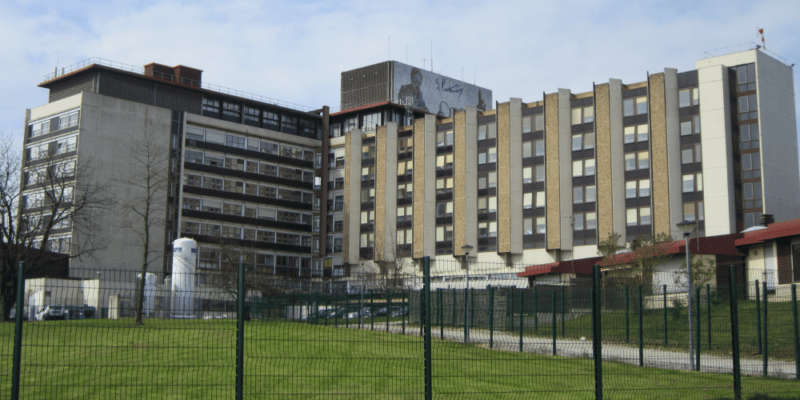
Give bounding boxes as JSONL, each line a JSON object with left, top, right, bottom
{"left": 1, "top": 0, "right": 799, "bottom": 152}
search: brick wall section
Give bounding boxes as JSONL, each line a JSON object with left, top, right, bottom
{"left": 649, "top": 73, "right": 671, "bottom": 237}
{"left": 545, "top": 93, "right": 561, "bottom": 250}
{"left": 595, "top": 83, "right": 613, "bottom": 239}
{"left": 49, "top": 73, "right": 95, "bottom": 102}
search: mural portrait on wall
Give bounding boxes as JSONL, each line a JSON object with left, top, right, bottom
{"left": 397, "top": 68, "right": 428, "bottom": 112}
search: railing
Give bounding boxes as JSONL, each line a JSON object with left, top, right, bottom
{"left": 42, "top": 58, "right": 317, "bottom": 112}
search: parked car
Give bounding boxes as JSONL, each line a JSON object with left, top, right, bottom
{"left": 8, "top": 306, "right": 28, "bottom": 321}
{"left": 36, "top": 305, "right": 66, "bottom": 321}
{"left": 391, "top": 306, "right": 408, "bottom": 317}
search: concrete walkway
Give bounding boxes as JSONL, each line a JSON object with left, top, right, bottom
{"left": 344, "top": 320, "right": 798, "bottom": 379}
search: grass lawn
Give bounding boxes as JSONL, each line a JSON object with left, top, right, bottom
{"left": 0, "top": 318, "right": 798, "bottom": 399}
{"left": 519, "top": 298, "right": 800, "bottom": 362}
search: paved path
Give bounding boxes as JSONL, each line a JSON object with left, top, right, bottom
{"left": 342, "top": 320, "right": 797, "bottom": 378}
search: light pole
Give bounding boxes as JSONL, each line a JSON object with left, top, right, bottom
{"left": 461, "top": 244, "right": 474, "bottom": 342}
{"left": 677, "top": 220, "right": 696, "bottom": 371}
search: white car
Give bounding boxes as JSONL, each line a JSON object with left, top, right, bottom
{"left": 36, "top": 305, "right": 66, "bottom": 321}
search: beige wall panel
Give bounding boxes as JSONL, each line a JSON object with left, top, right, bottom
{"left": 608, "top": 79, "right": 626, "bottom": 243}
{"left": 497, "top": 102, "right": 511, "bottom": 253}
{"left": 649, "top": 73, "right": 671, "bottom": 237}
{"left": 377, "top": 123, "right": 398, "bottom": 260}
{"left": 454, "top": 107, "right": 479, "bottom": 256}
{"left": 508, "top": 99, "right": 523, "bottom": 254}
{"left": 595, "top": 83, "right": 613, "bottom": 240}
{"left": 545, "top": 93, "right": 561, "bottom": 249}
{"left": 557, "top": 89, "right": 573, "bottom": 251}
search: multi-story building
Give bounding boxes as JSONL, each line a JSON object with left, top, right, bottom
{"left": 19, "top": 46, "right": 799, "bottom": 290}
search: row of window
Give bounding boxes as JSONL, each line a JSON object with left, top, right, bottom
{"left": 184, "top": 150, "right": 314, "bottom": 182}
{"left": 182, "top": 196, "right": 311, "bottom": 225}
{"left": 197, "top": 246, "right": 311, "bottom": 271}
{"left": 25, "top": 161, "right": 75, "bottom": 185}
{"left": 185, "top": 125, "right": 314, "bottom": 162}
{"left": 183, "top": 173, "right": 313, "bottom": 204}
{"left": 202, "top": 100, "right": 318, "bottom": 138}
{"left": 30, "top": 235, "right": 71, "bottom": 254}
{"left": 26, "top": 135, "right": 78, "bottom": 161}
{"left": 523, "top": 217, "right": 546, "bottom": 235}
{"left": 181, "top": 220, "right": 312, "bottom": 247}
{"left": 22, "top": 187, "right": 73, "bottom": 209}
{"left": 574, "top": 212, "right": 597, "bottom": 231}
{"left": 28, "top": 111, "right": 79, "bottom": 138}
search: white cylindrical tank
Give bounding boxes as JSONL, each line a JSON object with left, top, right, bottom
{"left": 137, "top": 272, "right": 157, "bottom": 316}
{"left": 171, "top": 238, "right": 197, "bottom": 317}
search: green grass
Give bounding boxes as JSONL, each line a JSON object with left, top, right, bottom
{"left": 1, "top": 318, "right": 798, "bottom": 399}
{"left": 518, "top": 298, "right": 800, "bottom": 361}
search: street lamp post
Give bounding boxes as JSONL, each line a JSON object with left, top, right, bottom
{"left": 461, "top": 244, "right": 474, "bottom": 343}
{"left": 677, "top": 220, "right": 696, "bottom": 371}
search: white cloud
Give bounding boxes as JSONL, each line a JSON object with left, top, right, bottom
{"left": 1, "top": 0, "right": 798, "bottom": 151}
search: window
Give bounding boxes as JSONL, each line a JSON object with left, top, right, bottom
{"left": 574, "top": 185, "right": 596, "bottom": 204}
{"left": 398, "top": 160, "right": 413, "bottom": 176}
{"left": 523, "top": 142, "right": 532, "bottom": 158}
{"left": 683, "top": 202, "right": 705, "bottom": 222}
{"left": 536, "top": 217, "right": 546, "bottom": 234}
{"left": 488, "top": 172, "right": 497, "bottom": 188}
{"left": 435, "top": 225, "right": 454, "bottom": 242}
{"left": 739, "top": 123, "right": 759, "bottom": 150}
{"left": 488, "top": 196, "right": 497, "bottom": 213}
{"left": 182, "top": 197, "right": 201, "bottom": 211}
{"left": 398, "top": 137, "right": 413, "bottom": 155}
{"left": 281, "top": 115, "right": 298, "bottom": 131}
{"left": 742, "top": 181, "right": 762, "bottom": 209}
{"left": 624, "top": 124, "right": 649, "bottom": 144}
{"left": 361, "top": 166, "right": 375, "bottom": 181}
{"left": 436, "top": 154, "right": 454, "bottom": 171}
{"left": 574, "top": 214, "right": 584, "bottom": 231}
{"left": 536, "top": 191, "right": 545, "bottom": 208}
{"left": 362, "top": 144, "right": 376, "bottom": 160}
{"left": 522, "top": 116, "right": 532, "bottom": 133}
{"left": 682, "top": 173, "right": 703, "bottom": 193}
{"left": 330, "top": 123, "right": 342, "bottom": 138}
{"left": 679, "top": 88, "right": 700, "bottom": 107}
{"left": 735, "top": 63, "right": 756, "bottom": 93}
{"left": 523, "top": 167, "right": 532, "bottom": 184}
{"left": 623, "top": 96, "right": 648, "bottom": 117}
{"left": 572, "top": 132, "right": 595, "bottom": 151}
{"left": 30, "top": 119, "right": 50, "bottom": 138}
{"left": 534, "top": 140, "right": 545, "bottom": 157}
{"left": 222, "top": 102, "right": 241, "bottom": 119}
{"left": 202, "top": 98, "right": 220, "bottom": 114}
{"left": 222, "top": 203, "right": 242, "bottom": 216}
{"left": 681, "top": 144, "right": 702, "bottom": 164}
{"left": 343, "top": 117, "right": 357, "bottom": 133}
{"left": 479, "top": 147, "right": 497, "bottom": 164}
{"left": 226, "top": 134, "right": 246, "bottom": 149}
{"left": 626, "top": 207, "right": 651, "bottom": 226}
{"left": 244, "top": 106, "right": 259, "bottom": 123}
{"left": 625, "top": 180, "right": 650, "bottom": 198}
{"left": 680, "top": 115, "right": 701, "bottom": 136}
{"left": 741, "top": 152, "right": 761, "bottom": 179}
{"left": 571, "top": 106, "right": 594, "bottom": 125}
{"left": 263, "top": 112, "right": 280, "bottom": 130}
{"left": 362, "top": 113, "right": 380, "bottom": 132}
{"left": 478, "top": 124, "right": 496, "bottom": 141}
{"left": 738, "top": 94, "right": 758, "bottom": 122}
{"left": 360, "top": 210, "right": 375, "bottom": 224}
{"left": 397, "top": 182, "right": 413, "bottom": 199}
{"left": 223, "top": 180, "right": 243, "bottom": 193}
{"left": 572, "top": 158, "right": 596, "bottom": 177}
{"left": 437, "top": 130, "right": 454, "bottom": 147}
{"left": 360, "top": 233, "right": 375, "bottom": 247}
{"left": 225, "top": 157, "right": 245, "bottom": 171}
{"left": 523, "top": 192, "right": 533, "bottom": 209}
{"left": 625, "top": 151, "right": 649, "bottom": 171}
{"left": 524, "top": 218, "right": 533, "bottom": 235}
{"left": 361, "top": 188, "right": 375, "bottom": 203}
{"left": 535, "top": 165, "right": 545, "bottom": 182}
{"left": 436, "top": 178, "right": 453, "bottom": 195}
{"left": 436, "top": 201, "right": 453, "bottom": 218}
{"left": 744, "top": 211, "right": 762, "bottom": 230}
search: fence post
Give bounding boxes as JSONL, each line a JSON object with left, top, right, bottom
{"left": 464, "top": 288, "right": 469, "bottom": 343}
{"left": 11, "top": 262, "right": 25, "bottom": 400}
{"left": 756, "top": 280, "right": 762, "bottom": 355}
{"left": 533, "top": 286, "right": 538, "bottom": 333}
{"left": 387, "top": 290, "right": 391, "bottom": 333}
{"left": 402, "top": 290, "right": 406, "bottom": 335}
{"left": 792, "top": 284, "right": 799, "bottom": 380}
{"left": 696, "top": 286, "right": 701, "bottom": 371}
{"left": 422, "top": 256, "right": 432, "bottom": 400}
{"left": 592, "top": 264, "right": 603, "bottom": 400}
{"left": 471, "top": 287, "right": 475, "bottom": 330}
{"left": 706, "top": 284, "right": 711, "bottom": 350}
{"left": 335, "top": 296, "right": 339, "bottom": 328}
{"left": 561, "top": 286, "right": 565, "bottom": 338}
{"left": 762, "top": 280, "right": 768, "bottom": 377}
{"left": 453, "top": 289, "right": 457, "bottom": 328}
{"left": 324, "top": 295, "right": 329, "bottom": 326}
{"left": 489, "top": 287, "right": 494, "bottom": 349}
{"left": 663, "top": 284, "right": 668, "bottom": 346}
{"left": 236, "top": 262, "right": 244, "bottom": 400}
{"left": 519, "top": 290, "right": 524, "bottom": 353}
{"left": 638, "top": 285, "right": 644, "bottom": 367}
{"left": 438, "top": 289, "right": 443, "bottom": 339}
{"left": 552, "top": 290, "right": 557, "bottom": 356}
{"left": 625, "top": 285, "right": 630, "bottom": 344}
{"left": 729, "top": 265, "right": 742, "bottom": 400}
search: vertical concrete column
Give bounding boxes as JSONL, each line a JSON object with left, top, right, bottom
{"left": 454, "top": 107, "right": 478, "bottom": 256}
{"left": 374, "top": 123, "right": 398, "bottom": 261}
{"left": 413, "top": 115, "right": 437, "bottom": 259}
{"left": 497, "top": 99, "right": 523, "bottom": 254}
{"left": 545, "top": 93, "right": 561, "bottom": 250}
{"left": 698, "top": 65, "right": 736, "bottom": 235}
{"left": 557, "top": 89, "right": 573, "bottom": 251}
{"left": 608, "top": 79, "right": 626, "bottom": 241}
{"left": 664, "top": 69, "right": 683, "bottom": 235}
{"left": 344, "top": 129, "right": 363, "bottom": 264}
{"left": 595, "top": 83, "right": 613, "bottom": 240}
{"left": 649, "top": 73, "right": 672, "bottom": 237}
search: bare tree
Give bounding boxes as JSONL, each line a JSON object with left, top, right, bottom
{"left": 0, "top": 133, "right": 110, "bottom": 321}
{"left": 599, "top": 232, "right": 675, "bottom": 287}
{"left": 371, "top": 229, "right": 412, "bottom": 293}
{"left": 115, "top": 118, "right": 171, "bottom": 326}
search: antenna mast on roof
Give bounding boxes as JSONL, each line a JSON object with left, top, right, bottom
{"left": 430, "top": 39, "right": 433, "bottom": 72}
{"left": 388, "top": 36, "right": 391, "bottom": 60}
